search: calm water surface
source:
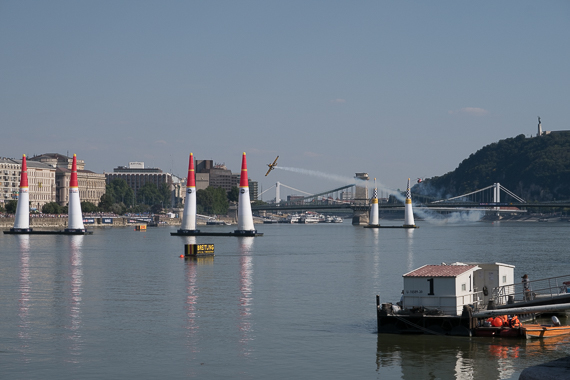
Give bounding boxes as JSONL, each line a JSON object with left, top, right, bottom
{"left": 1, "top": 220, "right": 570, "bottom": 379}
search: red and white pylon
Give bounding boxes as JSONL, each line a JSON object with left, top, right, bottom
{"left": 236, "top": 152, "right": 255, "bottom": 232}
{"left": 65, "top": 154, "right": 85, "bottom": 232}
{"left": 179, "top": 153, "right": 198, "bottom": 232}
{"left": 13, "top": 154, "right": 30, "bottom": 231}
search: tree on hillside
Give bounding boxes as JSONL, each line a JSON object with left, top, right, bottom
{"left": 414, "top": 133, "right": 570, "bottom": 202}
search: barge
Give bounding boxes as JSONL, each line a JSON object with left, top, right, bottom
{"left": 376, "top": 262, "right": 570, "bottom": 337}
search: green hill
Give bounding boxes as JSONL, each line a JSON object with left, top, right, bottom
{"left": 413, "top": 133, "right": 570, "bottom": 202}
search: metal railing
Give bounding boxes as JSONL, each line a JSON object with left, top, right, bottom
{"left": 492, "top": 274, "right": 570, "bottom": 305}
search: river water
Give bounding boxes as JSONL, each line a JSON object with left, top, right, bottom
{"left": 1, "top": 220, "right": 570, "bottom": 379}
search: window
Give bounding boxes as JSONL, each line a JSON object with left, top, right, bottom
{"left": 503, "top": 275, "right": 507, "bottom": 284}
{"left": 461, "top": 284, "right": 466, "bottom": 291}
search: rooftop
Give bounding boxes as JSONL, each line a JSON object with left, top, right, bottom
{"left": 403, "top": 264, "right": 480, "bottom": 278}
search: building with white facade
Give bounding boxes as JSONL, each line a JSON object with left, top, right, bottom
{"left": 0, "top": 157, "right": 56, "bottom": 209}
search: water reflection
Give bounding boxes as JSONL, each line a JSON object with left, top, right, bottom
{"left": 238, "top": 237, "right": 254, "bottom": 356}
{"left": 405, "top": 229, "right": 415, "bottom": 272}
{"left": 376, "top": 332, "right": 570, "bottom": 379}
{"left": 67, "top": 235, "right": 84, "bottom": 362}
{"left": 377, "top": 334, "right": 491, "bottom": 379}
{"left": 183, "top": 236, "right": 197, "bottom": 246}
{"left": 184, "top": 252, "right": 199, "bottom": 356}
{"left": 371, "top": 229, "right": 381, "bottom": 284}
{"left": 17, "top": 235, "right": 31, "bottom": 361}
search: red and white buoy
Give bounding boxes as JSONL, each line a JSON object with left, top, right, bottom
{"left": 368, "top": 178, "right": 379, "bottom": 226}
{"left": 12, "top": 154, "right": 31, "bottom": 232}
{"left": 179, "top": 153, "right": 199, "bottom": 232}
{"left": 65, "top": 154, "right": 85, "bottom": 232}
{"left": 403, "top": 178, "right": 416, "bottom": 228}
{"left": 236, "top": 152, "right": 256, "bottom": 233}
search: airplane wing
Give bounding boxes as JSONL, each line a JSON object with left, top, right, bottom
{"left": 265, "top": 168, "right": 272, "bottom": 176}
{"left": 272, "top": 156, "right": 279, "bottom": 165}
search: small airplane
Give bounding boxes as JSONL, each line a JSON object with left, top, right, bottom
{"left": 265, "top": 156, "right": 279, "bottom": 176}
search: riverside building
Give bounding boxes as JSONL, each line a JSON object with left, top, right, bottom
{"left": 105, "top": 162, "right": 177, "bottom": 206}
{"left": 0, "top": 157, "right": 56, "bottom": 210}
{"left": 28, "top": 153, "right": 106, "bottom": 206}
{"left": 195, "top": 159, "right": 258, "bottom": 201}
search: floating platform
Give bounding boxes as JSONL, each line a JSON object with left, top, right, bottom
{"left": 4, "top": 228, "right": 93, "bottom": 235}
{"left": 184, "top": 243, "right": 215, "bottom": 257}
{"left": 171, "top": 229, "right": 263, "bottom": 237}
{"left": 364, "top": 225, "right": 419, "bottom": 229}
{"left": 377, "top": 263, "right": 570, "bottom": 337}
{"left": 377, "top": 299, "right": 475, "bottom": 336}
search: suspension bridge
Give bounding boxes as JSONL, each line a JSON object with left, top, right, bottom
{"left": 253, "top": 182, "right": 570, "bottom": 214}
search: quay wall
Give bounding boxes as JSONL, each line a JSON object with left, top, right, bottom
{"left": 0, "top": 216, "right": 183, "bottom": 229}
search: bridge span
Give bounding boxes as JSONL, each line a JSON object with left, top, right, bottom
{"left": 252, "top": 182, "right": 570, "bottom": 221}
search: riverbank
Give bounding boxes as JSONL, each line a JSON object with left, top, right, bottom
{"left": 0, "top": 215, "right": 180, "bottom": 228}
{"left": 0, "top": 214, "right": 249, "bottom": 229}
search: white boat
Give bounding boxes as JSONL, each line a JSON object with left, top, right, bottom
{"left": 285, "top": 214, "right": 300, "bottom": 223}
{"left": 299, "top": 212, "right": 320, "bottom": 224}
{"left": 324, "top": 215, "right": 343, "bottom": 223}
{"left": 206, "top": 219, "right": 231, "bottom": 226}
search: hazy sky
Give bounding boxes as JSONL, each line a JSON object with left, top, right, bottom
{"left": 1, "top": 1, "right": 568, "bottom": 199}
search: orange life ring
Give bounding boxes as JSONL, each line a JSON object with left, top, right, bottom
{"left": 492, "top": 317, "right": 504, "bottom": 327}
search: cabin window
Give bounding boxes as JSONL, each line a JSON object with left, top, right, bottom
{"left": 503, "top": 276, "right": 507, "bottom": 284}
{"left": 461, "top": 284, "right": 466, "bottom": 291}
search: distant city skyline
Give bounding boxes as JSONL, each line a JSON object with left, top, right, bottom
{"left": 2, "top": 1, "right": 568, "bottom": 199}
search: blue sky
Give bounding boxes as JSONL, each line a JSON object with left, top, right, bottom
{"left": 1, "top": 1, "right": 568, "bottom": 199}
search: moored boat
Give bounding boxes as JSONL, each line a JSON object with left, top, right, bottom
{"left": 206, "top": 219, "right": 231, "bottom": 226}
{"left": 299, "top": 212, "right": 320, "bottom": 224}
{"left": 522, "top": 321, "right": 570, "bottom": 339}
{"left": 377, "top": 262, "right": 570, "bottom": 337}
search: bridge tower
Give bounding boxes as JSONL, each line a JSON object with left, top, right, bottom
{"left": 493, "top": 182, "right": 501, "bottom": 215}
{"left": 494, "top": 182, "right": 500, "bottom": 203}
{"left": 352, "top": 172, "right": 370, "bottom": 225}
{"left": 276, "top": 181, "right": 281, "bottom": 204}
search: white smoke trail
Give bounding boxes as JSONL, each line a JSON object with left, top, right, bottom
{"left": 275, "top": 166, "right": 483, "bottom": 224}
{"left": 275, "top": 166, "right": 367, "bottom": 185}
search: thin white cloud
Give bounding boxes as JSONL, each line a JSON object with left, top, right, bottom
{"left": 448, "top": 107, "right": 488, "bottom": 116}
{"left": 154, "top": 140, "right": 168, "bottom": 145}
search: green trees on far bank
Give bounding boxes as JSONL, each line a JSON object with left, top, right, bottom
{"left": 105, "top": 178, "right": 135, "bottom": 207}
{"left": 42, "top": 202, "right": 66, "bottom": 214}
{"left": 414, "top": 133, "right": 570, "bottom": 202}
{"left": 5, "top": 200, "right": 17, "bottom": 214}
{"left": 136, "top": 182, "right": 170, "bottom": 208}
{"left": 196, "top": 186, "right": 229, "bottom": 215}
{"left": 2, "top": 180, "right": 256, "bottom": 217}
